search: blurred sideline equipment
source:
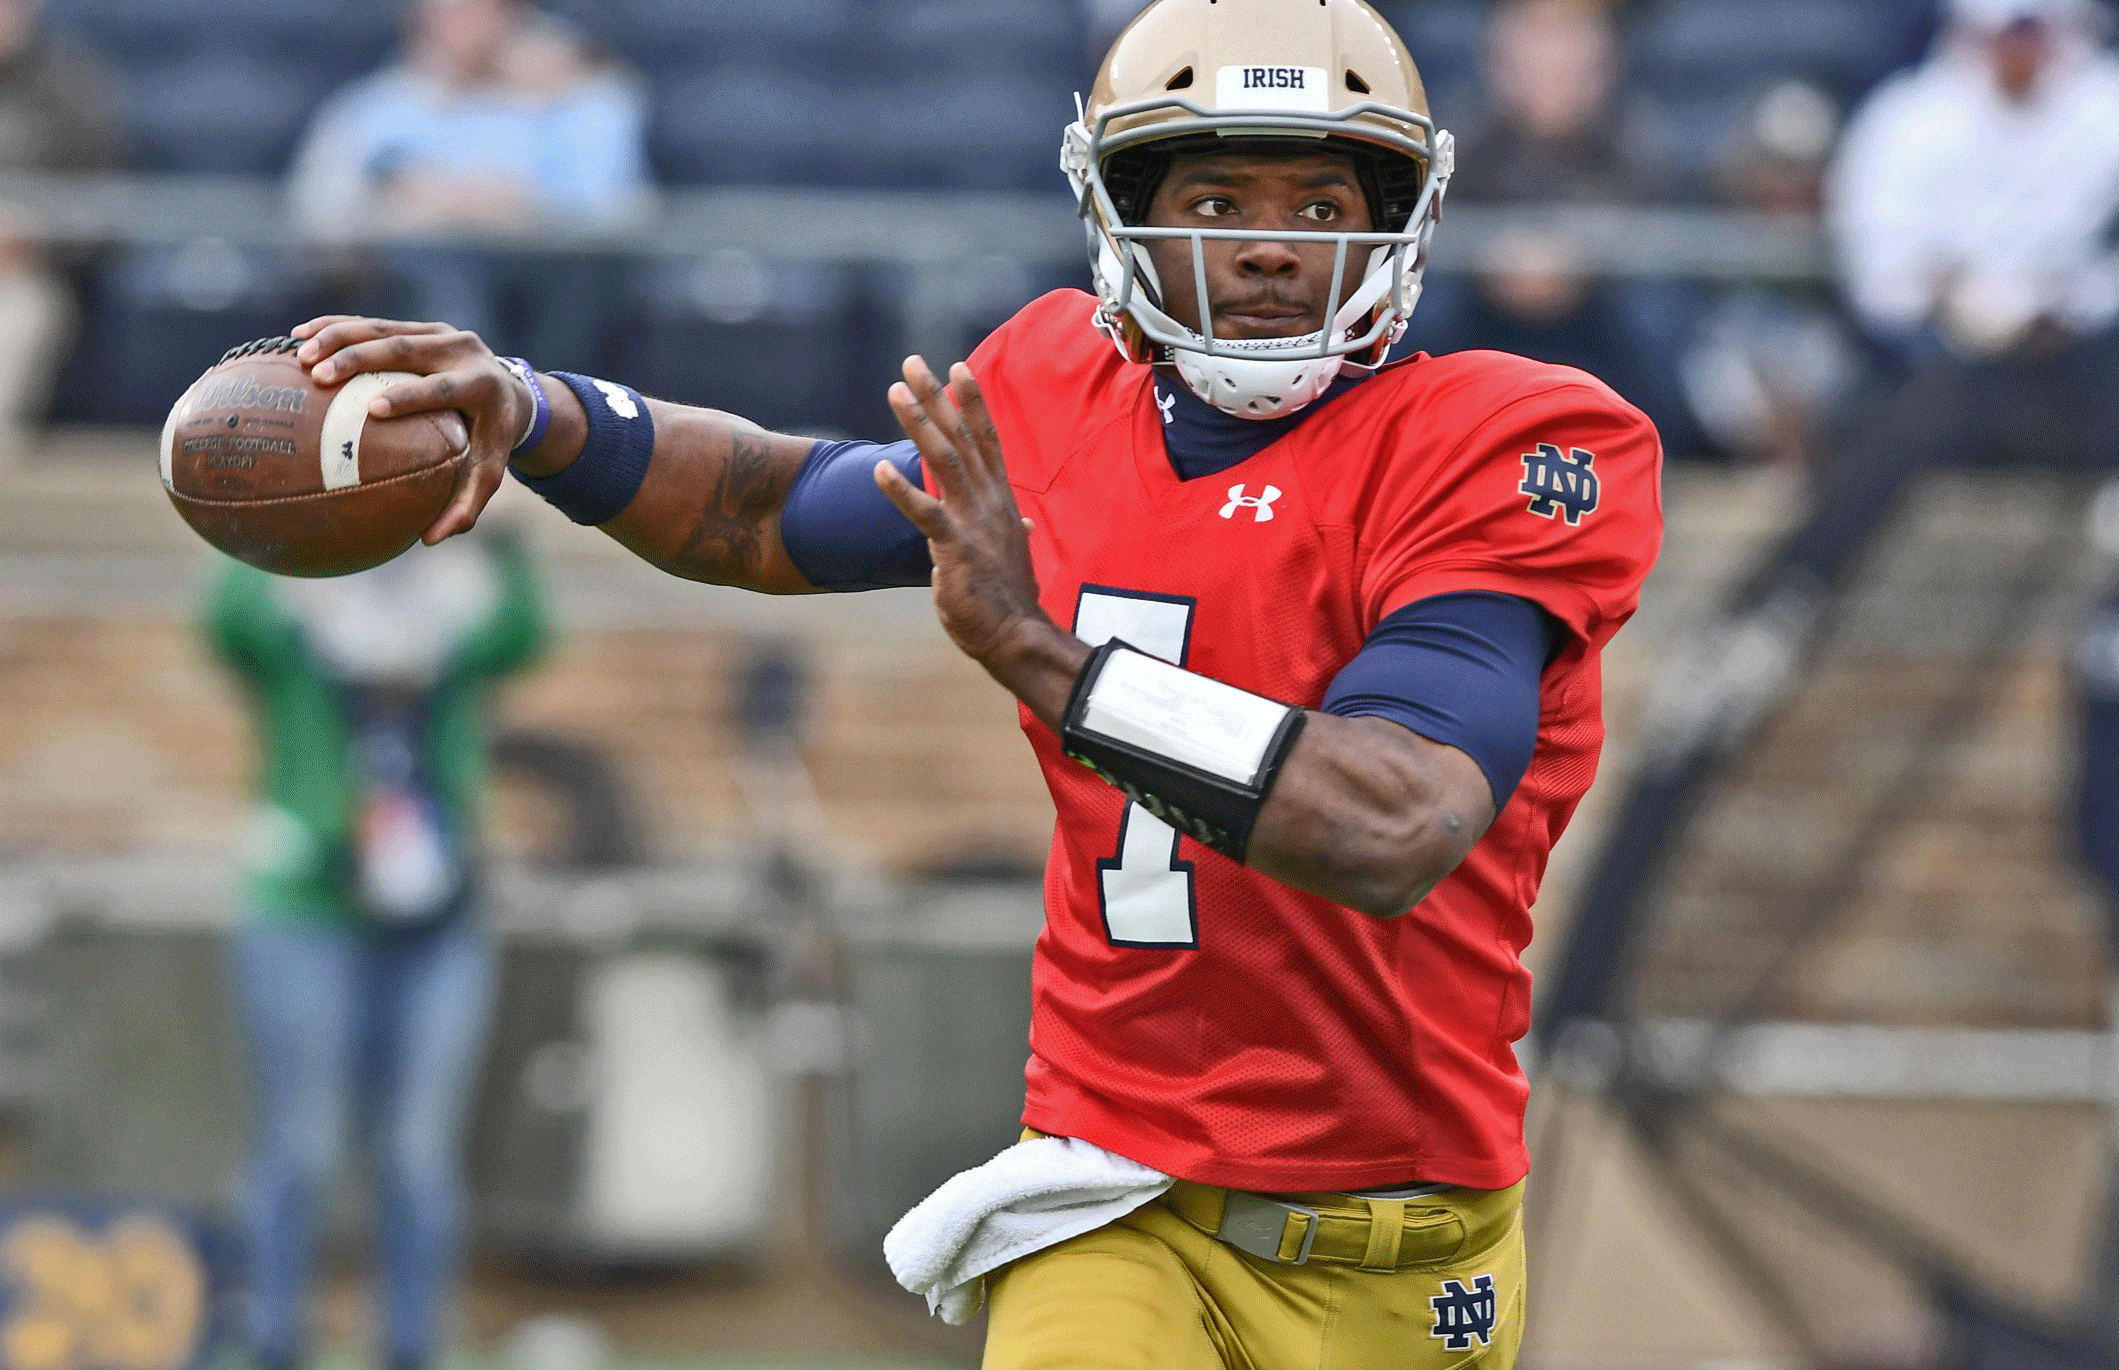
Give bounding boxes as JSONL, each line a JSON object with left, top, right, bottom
{"left": 161, "top": 336, "right": 466, "bottom": 577}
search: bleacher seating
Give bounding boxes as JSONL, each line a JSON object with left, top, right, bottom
{"left": 1624, "top": 0, "right": 1895, "bottom": 195}
{"left": 122, "top": 53, "right": 324, "bottom": 176}
{"left": 650, "top": 68, "right": 865, "bottom": 188}
{"left": 1372, "top": 0, "right": 1485, "bottom": 124}
{"left": 1632, "top": 85, "right": 1788, "bottom": 196}
{"left": 32, "top": 0, "right": 1944, "bottom": 436}
{"left": 614, "top": 256, "right": 876, "bottom": 437}
{"left": 608, "top": 0, "right": 861, "bottom": 83}
{"left": 45, "top": 0, "right": 394, "bottom": 84}
{"left": 48, "top": 0, "right": 388, "bottom": 176}
{"left": 870, "top": 255, "right": 1090, "bottom": 380}
{"left": 873, "top": 0, "right": 1091, "bottom": 83}
{"left": 869, "top": 78, "right": 1078, "bottom": 193}
{"left": 40, "top": 0, "right": 1939, "bottom": 190}
{"left": 1629, "top": 0, "right": 1891, "bottom": 104}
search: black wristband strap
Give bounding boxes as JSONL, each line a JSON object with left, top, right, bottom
{"left": 510, "top": 373, "right": 655, "bottom": 526}
{"left": 1060, "top": 639, "right": 1306, "bottom": 864}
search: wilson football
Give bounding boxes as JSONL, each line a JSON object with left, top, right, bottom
{"left": 160, "top": 336, "right": 467, "bottom": 578}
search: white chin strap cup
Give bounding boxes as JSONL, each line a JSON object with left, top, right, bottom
{"left": 1171, "top": 342, "right": 1347, "bottom": 421}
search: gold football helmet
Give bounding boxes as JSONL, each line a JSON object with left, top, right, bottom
{"left": 1061, "top": 0, "right": 1454, "bottom": 418}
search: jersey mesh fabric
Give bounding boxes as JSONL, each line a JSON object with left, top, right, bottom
{"left": 975, "top": 291, "right": 1662, "bottom": 1192}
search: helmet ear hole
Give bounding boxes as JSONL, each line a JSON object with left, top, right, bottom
{"left": 1346, "top": 70, "right": 1370, "bottom": 94}
{"left": 1165, "top": 67, "right": 1194, "bottom": 90}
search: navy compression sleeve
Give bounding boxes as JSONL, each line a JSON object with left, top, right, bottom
{"left": 1321, "top": 593, "right": 1559, "bottom": 809}
{"left": 779, "top": 439, "right": 935, "bottom": 591}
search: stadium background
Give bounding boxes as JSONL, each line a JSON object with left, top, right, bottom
{"left": 4, "top": 0, "right": 2118, "bottom": 1367}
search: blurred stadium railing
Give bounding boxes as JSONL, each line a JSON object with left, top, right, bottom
{"left": 1528, "top": 465, "right": 2119, "bottom": 1367}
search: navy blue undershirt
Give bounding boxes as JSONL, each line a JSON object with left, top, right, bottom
{"left": 779, "top": 374, "right": 1557, "bottom": 807}
{"left": 1153, "top": 371, "right": 1371, "bottom": 479}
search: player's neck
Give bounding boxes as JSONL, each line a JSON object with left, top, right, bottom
{"left": 1151, "top": 369, "right": 1370, "bottom": 482}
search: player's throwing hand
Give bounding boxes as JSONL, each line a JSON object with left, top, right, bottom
{"left": 877, "top": 357, "right": 1063, "bottom": 687}
{"left": 290, "top": 315, "right": 534, "bottom": 545}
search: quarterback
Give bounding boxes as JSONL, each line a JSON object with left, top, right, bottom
{"left": 291, "top": 0, "right": 1661, "bottom": 1363}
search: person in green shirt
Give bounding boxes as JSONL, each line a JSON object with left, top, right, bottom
{"left": 203, "top": 529, "right": 548, "bottom": 1370}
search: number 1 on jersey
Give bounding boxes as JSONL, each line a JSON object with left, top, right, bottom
{"left": 1074, "top": 587, "right": 1200, "bottom": 950}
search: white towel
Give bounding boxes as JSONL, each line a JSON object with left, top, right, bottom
{"left": 883, "top": 1136, "right": 1174, "bottom": 1324}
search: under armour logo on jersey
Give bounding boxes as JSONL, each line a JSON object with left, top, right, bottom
{"left": 1430, "top": 1274, "right": 1497, "bottom": 1351}
{"left": 1220, "top": 484, "right": 1281, "bottom": 522}
{"left": 1157, "top": 389, "right": 1177, "bottom": 426}
{"left": 592, "top": 379, "right": 640, "bottom": 420}
{"left": 1519, "top": 444, "right": 1599, "bottom": 525}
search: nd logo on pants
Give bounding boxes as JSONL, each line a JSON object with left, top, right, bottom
{"left": 981, "top": 1178, "right": 1526, "bottom": 1369}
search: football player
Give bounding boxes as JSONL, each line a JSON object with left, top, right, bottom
{"left": 291, "top": 1, "right": 1661, "bottom": 1363}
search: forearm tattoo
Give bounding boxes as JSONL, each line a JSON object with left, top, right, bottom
{"left": 676, "top": 422, "right": 799, "bottom": 581}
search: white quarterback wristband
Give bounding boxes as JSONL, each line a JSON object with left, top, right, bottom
{"left": 1060, "top": 639, "right": 1306, "bottom": 862}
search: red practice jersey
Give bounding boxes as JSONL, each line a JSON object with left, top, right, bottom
{"left": 968, "top": 290, "right": 1664, "bottom": 1193}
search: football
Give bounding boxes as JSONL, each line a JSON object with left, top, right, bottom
{"left": 160, "top": 337, "right": 468, "bottom": 578}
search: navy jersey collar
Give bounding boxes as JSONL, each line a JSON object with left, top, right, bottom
{"left": 1152, "top": 370, "right": 1372, "bottom": 482}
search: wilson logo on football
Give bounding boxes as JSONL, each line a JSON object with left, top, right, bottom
{"left": 1519, "top": 444, "right": 1599, "bottom": 525}
{"left": 187, "top": 374, "right": 306, "bottom": 415}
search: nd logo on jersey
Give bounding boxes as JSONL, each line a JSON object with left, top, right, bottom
{"left": 1519, "top": 444, "right": 1599, "bottom": 525}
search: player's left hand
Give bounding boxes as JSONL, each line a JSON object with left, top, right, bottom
{"left": 877, "top": 357, "right": 1051, "bottom": 673}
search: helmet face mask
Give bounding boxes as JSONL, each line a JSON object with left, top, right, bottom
{"left": 1061, "top": 0, "right": 1455, "bottom": 421}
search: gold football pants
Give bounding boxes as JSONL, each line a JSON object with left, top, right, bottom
{"left": 982, "top": 1177, "right": 1525, "bottom": 1369}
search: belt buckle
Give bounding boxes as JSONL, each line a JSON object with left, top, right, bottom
{"left": 1216, "top": 1192, "right": 1321, "bottom": 1266}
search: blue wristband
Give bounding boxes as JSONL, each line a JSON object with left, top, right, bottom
{"left": 500, "top": 358, "right": 550, "bottom": 456}
{"left": 511, "top": 373, "right": 655, "bottom": 526}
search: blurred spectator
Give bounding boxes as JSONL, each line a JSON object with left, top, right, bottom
{"left": 0, "top": 0, "right": 120, "bottom": 458}
{"left": 288, "top": 0, "right": 650, "bottom": 370}
{"left": 1830, "top": 0, "right": 2119, "bottom": 369}
{"left": 1824, "top": 0, "right": 2119, "bottom": 469}
{"left": 1448, "top": 0, "right": 1664, "bottom": 205}
{"left": 1410, "top": 0, "right": 1698, "bottom": 450}
{"left": 1679, "top": 82, "right": 1865, "bottom": 467}
{"left": 205, "top": 532, "right": 548, "bottom": 1370}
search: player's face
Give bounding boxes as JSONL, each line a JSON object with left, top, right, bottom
{"left": 1143, "top": 150, "right": 1376, "bottom": 343}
